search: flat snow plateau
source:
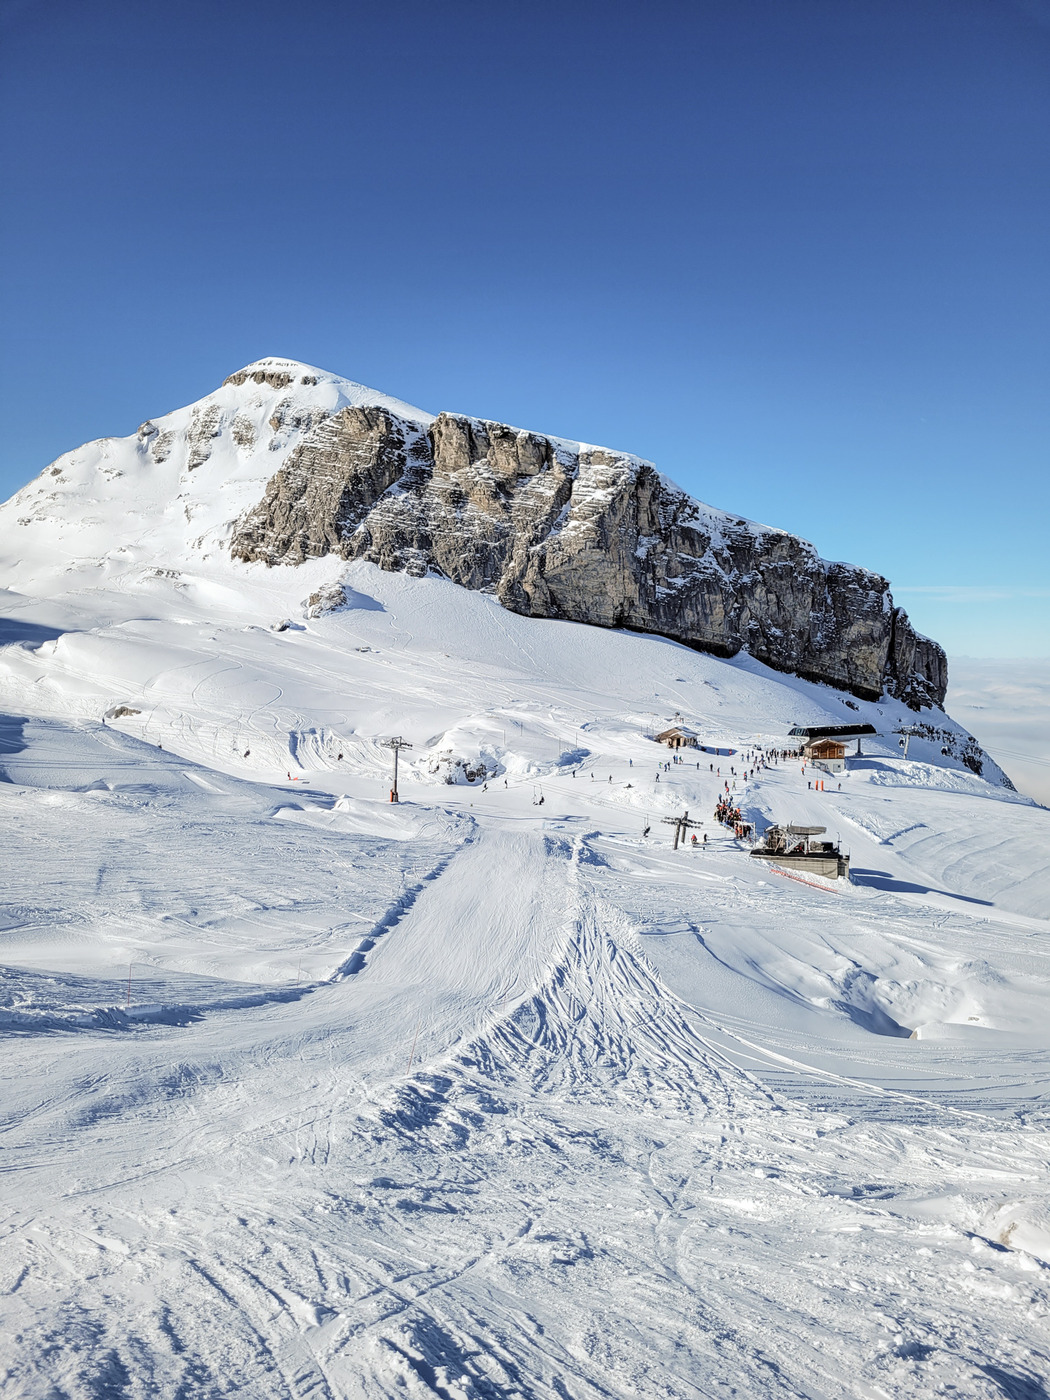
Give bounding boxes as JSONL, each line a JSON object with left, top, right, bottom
{"left": 1, "top": 495, "right": 1049, "bottom": 1394}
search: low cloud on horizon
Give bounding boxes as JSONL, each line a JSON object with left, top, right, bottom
{"left": 895, "top": 585, "right": 1050, "bottom": 604}
{"left": 945, "top": 655, "right": 1050, "bottom": 806}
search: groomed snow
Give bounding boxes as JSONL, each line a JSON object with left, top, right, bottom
{"left": 0, "top": 377, "right": 1048, "bottom": 1398}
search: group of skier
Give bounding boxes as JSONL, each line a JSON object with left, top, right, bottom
{"left": 714, "top": 798, "right": 744, "bottom": 828}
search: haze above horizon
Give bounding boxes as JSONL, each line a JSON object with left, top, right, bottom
{"left": 1, "top": 0, "right": 1047, "bottom": 657}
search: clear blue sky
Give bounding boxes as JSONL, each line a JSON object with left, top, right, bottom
{"left": 1, "top": 0, "right": 1047, "bottom": 656}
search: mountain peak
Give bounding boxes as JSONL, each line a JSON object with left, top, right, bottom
{"left": 222, "top": 357, "right": 328, "bottom": 390}
{"left": 0, "top": 360, "right": 946, "bottom": 707}
{"left": 218, "top": 359, "right": 434, "bottom": 427}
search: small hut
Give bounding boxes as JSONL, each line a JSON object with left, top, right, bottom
{"left": 655, "top": 726, "right": 699, "bottom": 750}
{"left": 804, "top": 737, "right": 847, "bottom": 773}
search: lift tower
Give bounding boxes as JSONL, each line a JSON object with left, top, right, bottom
{"left": 661, "top": 810, "right": 703, "bottom": 850}
{"left": 382, "top": 736, "right": 413, "bottom": 803}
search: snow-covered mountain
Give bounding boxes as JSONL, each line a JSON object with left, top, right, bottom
{"left": 1, "top": 363, "right": 1048, "bottom": 1399}
{"left": 3, "top": 357, "right": 945, "bottom": 706}
{"left": 1, "top": 358, "right": 429, "bottom": 585}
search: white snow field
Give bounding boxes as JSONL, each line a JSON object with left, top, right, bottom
{"left": 1, "top": 362, "right": 1049, "bottom": 1399}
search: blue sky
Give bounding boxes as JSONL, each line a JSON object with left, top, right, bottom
{"left": 1, "top": 0, "right": 1047, "bottom": 656}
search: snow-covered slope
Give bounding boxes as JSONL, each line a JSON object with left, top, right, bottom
{"left": 0, "top": 378, "right": 1048, "bottom": 1398}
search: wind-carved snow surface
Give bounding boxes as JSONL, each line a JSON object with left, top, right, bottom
{"left": 0, "top": 368, "right": 1048, "bottom": 1397}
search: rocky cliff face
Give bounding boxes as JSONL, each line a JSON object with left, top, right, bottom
{"left": 232, "top": 406, "right": 433, "bottom": 564}
{"left": 232, "top": 404, "right": 947, "bottom": 707}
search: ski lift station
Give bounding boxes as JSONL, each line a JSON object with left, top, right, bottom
{"left": 789, "top": 722, "right": 878, "bottom": 773}
{"left": 750, "top": 825, "right": 850, "bottom": 879}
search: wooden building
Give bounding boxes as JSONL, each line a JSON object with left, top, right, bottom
{"left": 655, "top": 726, "right": 699, "bottom": 750}
{"left": 804, "top": 737, "right": 847, "bottom": 773}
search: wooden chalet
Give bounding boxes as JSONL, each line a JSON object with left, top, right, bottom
{"left": 803, "top": 737, "right": 847, "bottom": 773}
{"left": 655, "top": 726, "right": 699, "bottom": 750}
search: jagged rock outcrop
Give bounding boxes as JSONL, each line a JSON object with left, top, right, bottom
{"left": 223, "top": 367, "right": 319, "bottom": 390}
{"left": 888, "top": 608, "right": 949, "bottom": 710}
{"left": 231, "top": 405, "right": 947, "bottom": 706}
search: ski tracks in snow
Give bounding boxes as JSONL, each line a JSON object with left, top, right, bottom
{"left": 324, "top": 836, "right": 1050, "bottom": 1400}
{"left": 2, "top": 830, "right": 1050, "bottom": 1399}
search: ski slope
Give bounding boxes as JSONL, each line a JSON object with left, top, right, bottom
{"left": 1, "top": 390, "right": 1049, "bottom": 1396}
